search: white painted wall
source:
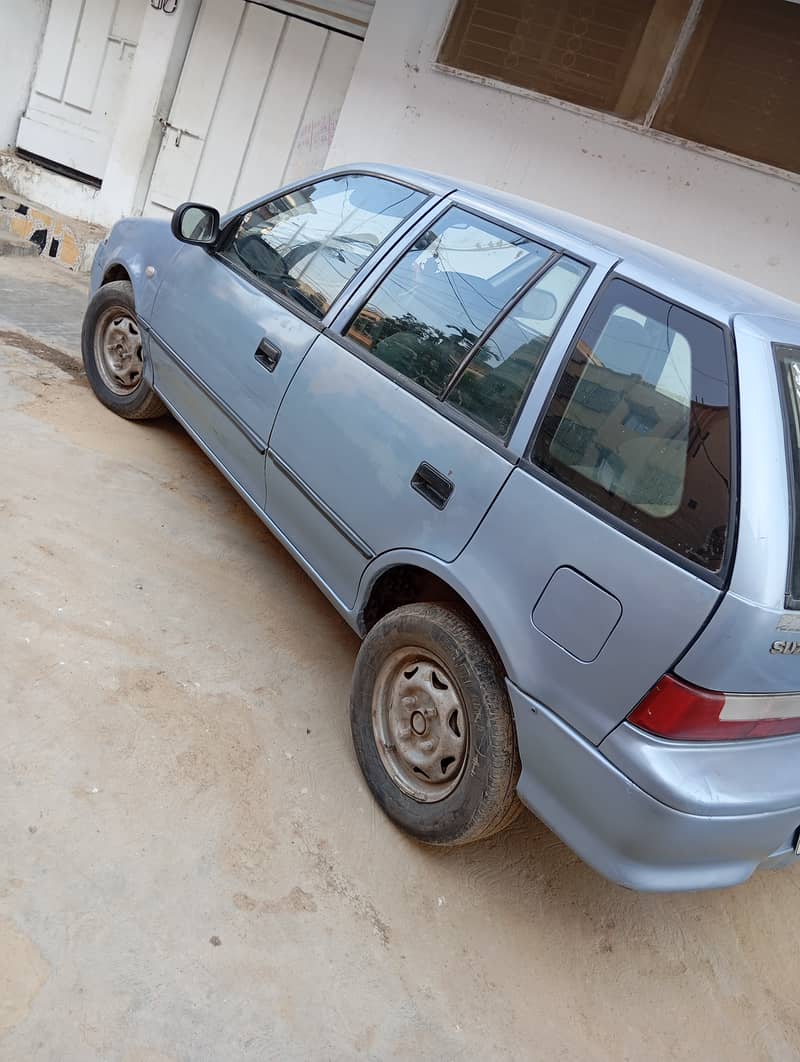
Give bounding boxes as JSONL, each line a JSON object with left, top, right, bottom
{"left": 0, "top": 0, "right": 49, "bottom": 150}
{"left": 328, "top": 0, "right": 799, "bottom": 301}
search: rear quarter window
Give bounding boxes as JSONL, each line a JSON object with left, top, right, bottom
{"left": 532, "top": 278, "right": 733, "bottom": 575}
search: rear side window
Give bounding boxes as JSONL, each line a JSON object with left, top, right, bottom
{"left": 776, "top": 345, "right": 800, "bottom": 607}
{"left": 533, "top": 279, "right": 732, "bottom": 573}
{"left": 445, "top": 256, "right": 588, "bottom": 437}
{"left": 345, "top": 207, "right": 553, "bottom": 396}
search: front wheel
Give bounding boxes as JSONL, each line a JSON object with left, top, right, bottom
{"left": 81, "top": 280, "right": 166, "bottom": 420}
{"left": 350, "top": 603, "right": 522, "bottom": 846}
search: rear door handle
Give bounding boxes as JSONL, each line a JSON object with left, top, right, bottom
{"left": 254, "top": 337, "right": 282, "bottom": 372}
{"left": 411, "top": 462, "right": 454, "bottom": 510}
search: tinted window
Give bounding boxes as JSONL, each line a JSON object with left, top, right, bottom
{"left": 776, "top": 345, "right": 800, "bottom": 607}
{"left": 346, "top": 207, "right": 552, "bottom": 396}
{"left": 533, "top": 279, "right": 732, "bottom": 573}
{"left": 446, "top": 256, "right": 588, "bottom": 437}
{"left": 222, "top": 175, "right": 428, "bottom": 318}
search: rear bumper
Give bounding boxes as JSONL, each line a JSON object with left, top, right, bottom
{"left": 508, "top": 682, "right": 800, "bottom": 891}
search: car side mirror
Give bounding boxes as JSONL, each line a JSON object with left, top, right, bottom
{"left": 171, "top": 202, "right": 220, "bottom": 246}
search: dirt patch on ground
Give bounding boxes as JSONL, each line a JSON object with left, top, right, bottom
{"left": 0, "top": 328, "right": 84, "bottom": 379}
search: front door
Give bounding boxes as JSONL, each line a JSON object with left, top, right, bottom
{"left": 267, "top": 204, "right": 589, "bottom": 608}
{"left": 17, "top": 0, "right": 145, "bottom": 179}
{"left": 147, "top": 241, "right": 317, "bottom": 507}
{"left": 147, "top": 172, "right": 431, "bottom": 505}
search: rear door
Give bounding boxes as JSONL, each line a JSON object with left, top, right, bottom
{"left": 267, "top": 202, "right": 590, "bottom": 608}
{"left": 454, "top": 276, "right": 736, "bottom": 743}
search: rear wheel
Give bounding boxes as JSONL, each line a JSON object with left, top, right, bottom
{"left": 81, "top": 280, "right": 166, "bottom": 420}
{"left": 350, "top": 603, "right": 522, "bottom": 845}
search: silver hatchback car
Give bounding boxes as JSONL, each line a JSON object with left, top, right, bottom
{"left": 82, "top": 164, "right": 800, "bottom": 892}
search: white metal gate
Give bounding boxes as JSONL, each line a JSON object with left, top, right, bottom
{"left": 16, "top": 0, "right": 146, "bottom": 180}
{"left": 144, "top": 0, "right": 372, "bottom": 217}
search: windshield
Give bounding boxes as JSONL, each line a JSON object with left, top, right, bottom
{"left": 776, "top": 345, "right": 800, "bottom": 607}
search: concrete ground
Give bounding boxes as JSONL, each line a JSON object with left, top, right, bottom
{"left": 2, "top": 255, "right": 800, "bottom": 1062}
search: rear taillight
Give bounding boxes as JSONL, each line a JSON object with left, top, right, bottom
{"left": 627, "top": 674, "right": 800, "bottom": 741}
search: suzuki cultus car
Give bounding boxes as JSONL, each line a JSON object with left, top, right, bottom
{"left": 82, "top": 164, "right": 800, "bottom": 891}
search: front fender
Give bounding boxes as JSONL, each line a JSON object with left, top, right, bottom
{"left": 90, "top": 217, "right": 179, "bottom": 323}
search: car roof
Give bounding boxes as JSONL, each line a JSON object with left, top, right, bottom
{"left": 327, "top": 162, "right": 800, "bottom": 331}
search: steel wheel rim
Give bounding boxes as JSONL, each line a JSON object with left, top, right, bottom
{"left": 94, "top": 306, "right": 143, "bottom": 395}
{"left": 372, "top": 647, "right": 470, "bottom": 803}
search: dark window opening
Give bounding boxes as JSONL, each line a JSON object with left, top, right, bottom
{"left": 775, "top": 344, "right": 800, "bottom": 607}
{"left": 440, "top": 0, "right": 800, "bottom": 175}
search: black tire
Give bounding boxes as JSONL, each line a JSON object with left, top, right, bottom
{"left": 350, "top": 603, "right": 522, "bottom": 846}
{"left": 81, "top": 280, "right": 166, "bottom": 420}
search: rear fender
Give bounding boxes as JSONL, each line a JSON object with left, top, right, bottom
{"left": 354, "top": 549, "right": 511, "bottom": 672}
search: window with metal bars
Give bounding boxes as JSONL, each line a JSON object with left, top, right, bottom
{"left": 439, "top": 0, "right": 800, "bottom": 174}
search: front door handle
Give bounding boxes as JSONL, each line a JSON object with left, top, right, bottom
{"left": 411, "top": 462, "right": 454, "bottom": 510}
{"left": 254, "top": 337, "right": 282, "bottom": 372}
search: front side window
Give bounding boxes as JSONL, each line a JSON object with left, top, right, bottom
{"left": 533, "top": 279, "right": 732, "bottom": 573}
{"left": 346, "top": 206, "right": 553, "bottom": 396}
{"left": 445, "top": 256, "right": 588, "bottom": 437}
{"left": 221, "top": 174, "right": 428, "bottom": 318}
